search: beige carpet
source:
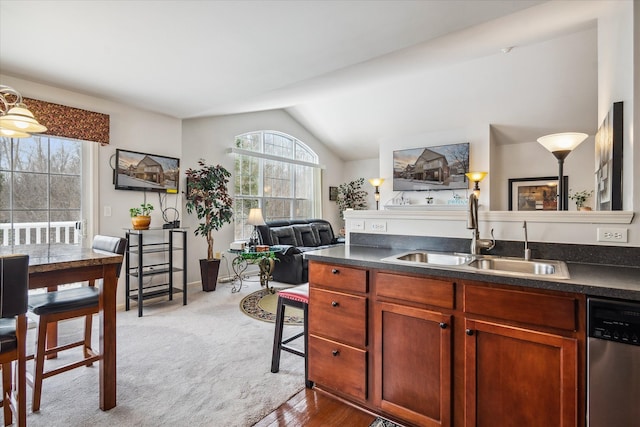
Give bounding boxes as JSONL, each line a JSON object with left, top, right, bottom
{"left": 4, "top": 280, "right": 305, "bottom": 427}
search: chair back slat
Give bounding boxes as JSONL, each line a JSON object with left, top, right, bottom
{"left": 0, "top": 254, "right": 29, "bottom": 318}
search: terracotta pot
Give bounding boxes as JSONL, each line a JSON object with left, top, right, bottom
{"left": 200, "top": 258, "right": 221, "bottom": 292}
{"left": 131, "top": 215, "right": 151, "bottom": 230}
{"left": 579, "top": 206, "right": 592, "bottom": 212}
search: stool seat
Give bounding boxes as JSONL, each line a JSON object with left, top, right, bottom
{"left": 278, "top": 284, "right": 309, "bottom": 303}
{"left": 28, "top": 287, "right": 99, "bottom": 316}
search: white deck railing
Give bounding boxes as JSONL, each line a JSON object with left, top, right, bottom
{"left": 0, "top": 221, "right": 80, "bottom": 246}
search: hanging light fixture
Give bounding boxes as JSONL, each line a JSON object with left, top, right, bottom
{"left": 537, "top": 132, "right": 588, "bottom": 211}
{"left": 0, "top": 85, "right": 47, "bottom": 138}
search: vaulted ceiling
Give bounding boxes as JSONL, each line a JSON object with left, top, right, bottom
{"left": 0, "top": 1, "right": 613, "bottom": 160}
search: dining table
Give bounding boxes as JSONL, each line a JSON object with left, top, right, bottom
{"left": 0, "top": 243, "right": 123, "bottom": 411}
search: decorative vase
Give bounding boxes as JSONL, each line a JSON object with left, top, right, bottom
{"left": 200, "top": 258, "right": 221, "bottom": 292}
{"left": 579, "top": 206, "right": 592, "bottom": 212}
{"left": 131, "top": 215, "right": 151, "bottom": 230}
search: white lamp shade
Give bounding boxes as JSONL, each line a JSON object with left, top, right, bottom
{"left": 0, "top": 105, "right": 48, "bottom": 133}
{"left": 0, "top": 126, "right": 30, "bottom": 138}
{"left": 537, "top": 132, "right": 588, "bottom": 153}
{"left": 465, "top": 172, "right": 488, "bottom": 183}
{"left": 246, "top": 208, "right": 266, "bottom": 226}
{"left": 368, "top": 178, "right": 384, "bottom": 187}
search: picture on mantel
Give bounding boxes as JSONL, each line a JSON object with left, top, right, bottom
{"left": 392, "top": 142, "right": 469, "bottom": 191}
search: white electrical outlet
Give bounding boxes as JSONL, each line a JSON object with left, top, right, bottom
{"left": 597, "top": 227, "right": 628, "bottom": 243}
{"left": 370, "top": 221, "right": 387, "bottom": 232}
{"left": 104, "top": 206, "right": 111, "bottom": 217}
{"left": 350, "top": 220, "right": 365, "bottom": 231}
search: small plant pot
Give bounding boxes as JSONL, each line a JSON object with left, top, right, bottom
{"left": 200, "top": 258, "right": 221, "bottom": 292}
{"left": 131, "top": 215, "right": 151, "bottom": 230}
{"left": 579, "top": 206, "right": 592, "bottom": 212}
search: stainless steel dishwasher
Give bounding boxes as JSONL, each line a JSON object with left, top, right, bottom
{"left": 587, "top": 297, "right": 640, "bottom": 427}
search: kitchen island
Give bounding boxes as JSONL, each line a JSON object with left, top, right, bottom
{"left": 305, "top": 244, "right": 639, "bottom": 427}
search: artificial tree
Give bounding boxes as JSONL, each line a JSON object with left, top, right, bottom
{"left": 336, "top": 177, "right": 368, "bottom": 219}
{"left": 185, "top": 160, "right": 233, "bottom": 291}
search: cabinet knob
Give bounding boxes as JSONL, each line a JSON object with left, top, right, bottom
{"left": 439, "top": 322, "right": 447, "bottom": 329}
{"left": 331, "top": 301, "right": 339, "bottom": 307}
{"left": 466, "top": 329, "right": 474, "bottom": 336}
{"left": 332, "top": 350, "right": 340, "bottom": 357}
{"left": 331, "top": 269, "right": 339, "bottom": 274}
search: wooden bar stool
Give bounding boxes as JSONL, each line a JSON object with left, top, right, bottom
{"left": 270, "top": 284, "right": 312, "bottom": 388}
{"left": 27, "top": 235, "right": 126, "bottom": 412}
{"left": 0, "top": 255, "right": 29, "bottom": 427}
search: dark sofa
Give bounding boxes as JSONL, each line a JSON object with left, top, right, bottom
{"left": 256, "top": 219, "right": 344, "bottom": 284}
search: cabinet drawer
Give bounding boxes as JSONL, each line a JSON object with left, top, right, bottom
{"left": 376, "top": 271, "right": 454, "bottom": 309}
{"left": 464, "top": 285, "right": 578, "bottom": 331}
{"left": 309, "top": 262, "right": 368, "bottom": 293}
{"left": 309, "top": 287, "right": 367, "bottom": 347}
{"left": 309, "top": 335, "right": 367, "bottom": 401}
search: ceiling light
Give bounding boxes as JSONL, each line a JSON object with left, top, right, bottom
{"left": 0, "top": 85, "right": 47, "bottom": 138}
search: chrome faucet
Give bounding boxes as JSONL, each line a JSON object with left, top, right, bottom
{"left": 523, "top": 221, "right": 531, "bottom": 260}
{"left": 467, "top": 193, "right": 495, "bottom": 255}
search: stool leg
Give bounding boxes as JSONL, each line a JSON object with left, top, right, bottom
{"left": 303, "top": 302, "right": 312, "bottom": 389}
{"left": 271, "top": 297, "right": 286, "bottom": 373}
{"left": 32, "top": 317, "right": 48, "bottom": 412}
{"left": 2, "top": 362, "right": 12, "bottom": 425}
{"left": 84, "top": 314, "right": 94, "bottom": 367}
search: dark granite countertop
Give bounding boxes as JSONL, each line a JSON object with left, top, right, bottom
{"left": 304, "top": 245, "right": 640, "bottom": 301}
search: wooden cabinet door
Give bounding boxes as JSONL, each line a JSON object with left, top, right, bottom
{"left": 464, "top": 319, "right": 578, "bottom": 427}
{"left": 374, "top": 302, "right": 452, "bottom": 427}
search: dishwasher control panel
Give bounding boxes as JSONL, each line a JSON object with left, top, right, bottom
{"left": 588, "top": 298, "right": 640, "bottom": 346}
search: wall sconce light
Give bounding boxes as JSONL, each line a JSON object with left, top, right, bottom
{"left": 368, "top": 178, "right": 385, "bottom": 210}
{"left": 465, "top": 172, "right": 488, "bottom": 198}
{"left": 537, "top": 132, "right": 588, "bottom": 211}
{"left": 0, "top": 85, "right": 47, "bottom": 138}
{"left": 246, "top": 207, "right": 266, "bottom": 249}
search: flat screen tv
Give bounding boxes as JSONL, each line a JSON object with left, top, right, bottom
{"left": 393, "top": 142, "right": 469, "bottom": 191}
{"left": 114, "top": 148, "right": 180, "bottom": 193}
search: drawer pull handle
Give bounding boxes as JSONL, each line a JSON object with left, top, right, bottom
{"left": 466, "top": 329, "right": 474, "bottom": 336}
{"left": 331, "top": 269, "right": 339, "bottom": 274}
{"left": 439, "top": 322, "right": 447, "bottom": 329}
{"left": 331, "top": 301, "right": 339, "bottom": 307}
{"left": 332, "top": 350, "right": 340, "bottom": 357}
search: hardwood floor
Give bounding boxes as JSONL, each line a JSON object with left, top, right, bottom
{"left": 254, "top": 388, "right": 377, "bottom": 427}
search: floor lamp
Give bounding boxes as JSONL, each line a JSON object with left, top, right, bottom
{"left": 537, "top": 132, "right": 588, "bottom": 211}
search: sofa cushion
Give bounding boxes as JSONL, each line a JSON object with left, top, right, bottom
{"left": 311, "top": 222, "right": 335, "bottom": 246}
{"left": 270, "top": 226, "right": 299, "bottom": 246}
{"left": 292, "top": 224, "right": 320, "bottom": 247}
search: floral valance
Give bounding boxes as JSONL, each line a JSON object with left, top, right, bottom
{"left": 24, "top": 97, "right": 110, "bottom": 145}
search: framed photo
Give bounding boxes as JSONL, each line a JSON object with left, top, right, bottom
{"left": 329, "top": 186, "right": 338, "bottom": 201}
{"left": 508, "top": 176, "right": 568, "bottom": 211}
{"left": 392, "top": 142, "right": 469, "bottom": 191}
{"left": 595, "top": 102, "right": 623, "bottom": 211}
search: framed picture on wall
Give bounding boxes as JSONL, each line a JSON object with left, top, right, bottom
{"left": 508, "top": 176, "right": 568, "bottom": 211}
{"left": 329, "top": 186, "right": 338, "bottom": 201}
{"left": 595, "top": 101, "right": 623, "bottom": 211}
{"left": 392, "top": 142, "right": 469, "bottom": 191}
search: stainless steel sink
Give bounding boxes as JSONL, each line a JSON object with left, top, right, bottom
{"left": 383, "top": 251, "right": 473, "bottom": 266}
{"left": 468, "top": 257, "right": 570, "bottom": 279}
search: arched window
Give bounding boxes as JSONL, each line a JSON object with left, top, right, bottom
{"left": 232, "top": 131, "right": 321, "bottom": 240}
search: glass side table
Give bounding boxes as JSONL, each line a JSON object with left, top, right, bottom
{"left": 228, "top": 247, "right": 283, "bottom": 293}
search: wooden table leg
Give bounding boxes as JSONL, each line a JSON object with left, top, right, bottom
{"left": 99, "top": 263, "right": 118, "bottom": 410}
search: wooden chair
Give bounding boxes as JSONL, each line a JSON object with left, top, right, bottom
{"left": 0, "top": 255, "right": 29, "bottom": 427}
{"left": 270, "top": 284, "right": 312, "bottom": 388}
{"left": 28, "top": 235, "right": 126, "bottom": 412}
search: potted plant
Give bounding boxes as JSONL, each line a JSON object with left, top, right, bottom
{"left": 129, "top": 202, "right": 154, "bottom": 230}
{"left": 569, "top": 189, "right": 594, "bottom": 211}
{"left": 185, "top": 160, "right": 233, "bottom": 291}
{"left": 336, "top": 178, "right": 368, "bottom": 219}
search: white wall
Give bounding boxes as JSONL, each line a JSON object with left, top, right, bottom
{"left": 342, "top": 158, "right": 380, "bottom": 211}
{"left": 181, "top": 109, "right": 344, "bottom": 283}
{"left": 1, "top": 73, "right": 183, "bottom": 306}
